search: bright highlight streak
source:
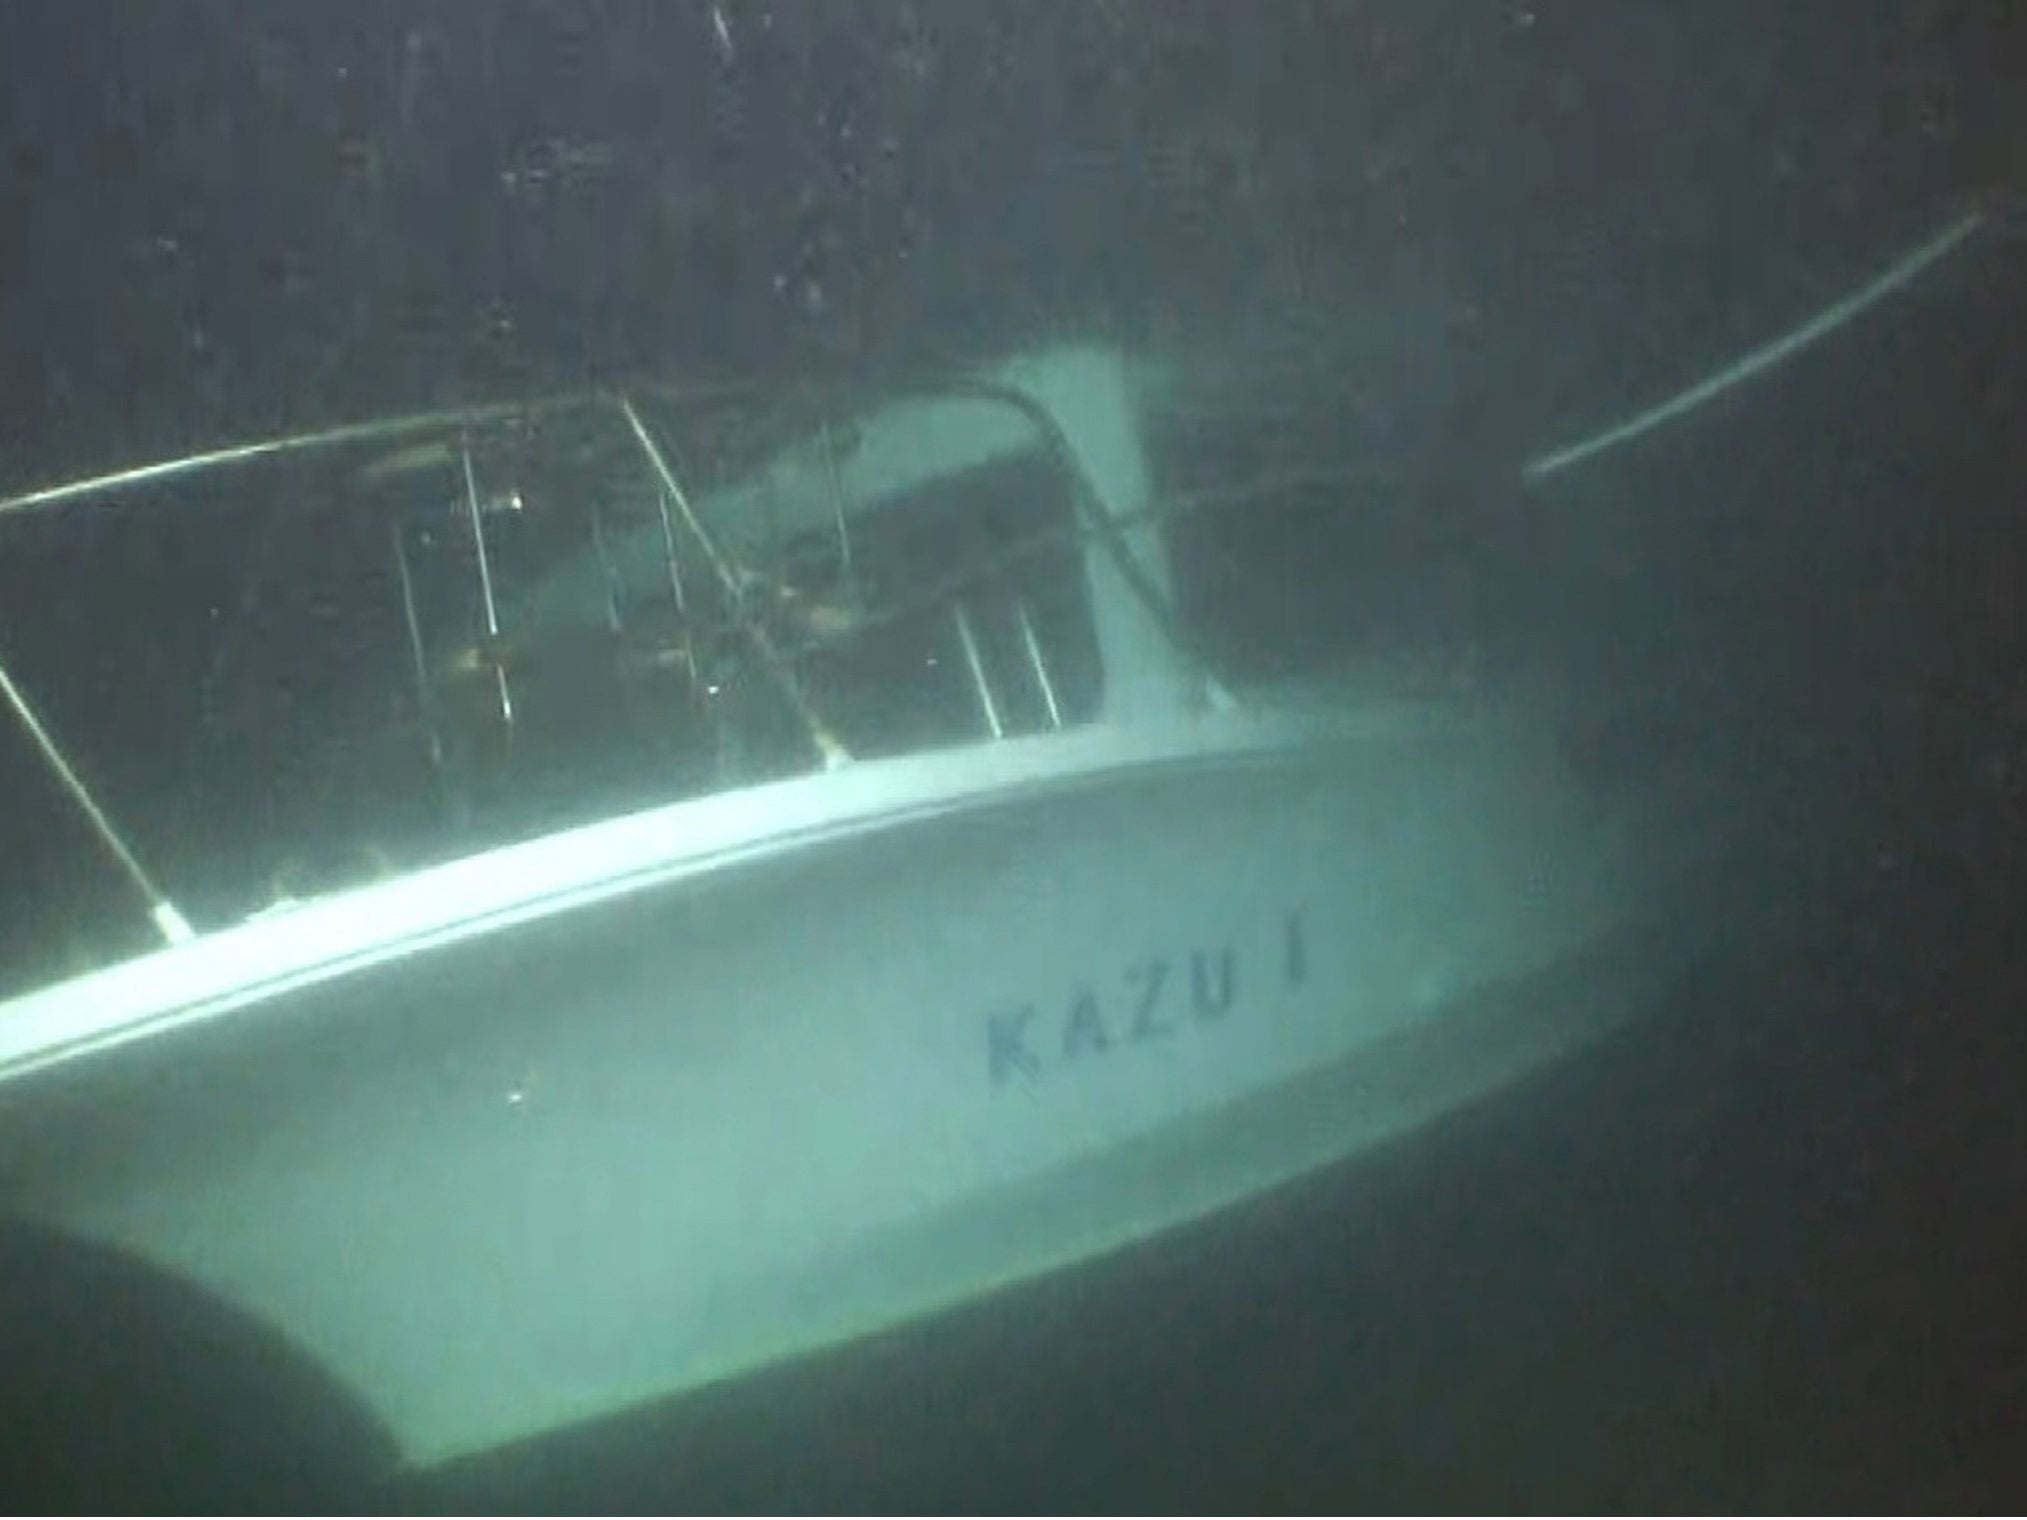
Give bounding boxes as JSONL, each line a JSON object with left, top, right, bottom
{"left": 1524, "top": 208, "right": 1988, "bottom": 484}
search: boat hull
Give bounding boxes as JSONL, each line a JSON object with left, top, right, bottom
{"left": 0, "top": 702, "right": 1706, "bottom": 1471}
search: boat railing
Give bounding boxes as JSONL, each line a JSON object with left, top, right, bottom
{"left": 0, "top": 365, "right": 1259, "bottom": 994}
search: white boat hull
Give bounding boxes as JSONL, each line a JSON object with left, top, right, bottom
{"left": 0, "top": 698, "right": 1721, "bottom": 1472}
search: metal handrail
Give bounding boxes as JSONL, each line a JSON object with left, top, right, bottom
{"left": 613, "top": 394, "right": 850, "bottom": 770}
{"left": 0, "top": 656, "right": 193, "bottom": 946}
{"left": 457, "top": 435, "right": 515, "bottom": 728}
{"left": 937, "top": 377, "right": 1225, "bottom": 708}
{"left": 949, "top": 600, "right": 1004, "bottom": 740}
{"left": 0, "top": 372, "right": 779, "bottom": 520}
{"left": 0, "top": 361, "right": 1362, "bottom": 956}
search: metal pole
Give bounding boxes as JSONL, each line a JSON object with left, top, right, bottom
{"left": 588, "top": 496, "right": 626, "bottom": 635}
{"left": 1523, "top": 207, "right": 1987, "bottom": 483}
{"left": 458, "top": 435, "right": 514, "bottom": 728}
{"left": 0, "top": 654, "right": 195, "bottom": 946}
{"left": 951, "top": 600, "right": 1005, "bottom": 739}
{"left": 613, "top": 394, "right": 850, "bottom": 769}
{"left": 0, "top": 379, "right": 769, "bottom": 521}
{"left": 1014, "top": 596, "right": 1062, "bottom": 729}
{"left": 819, "top": 414, "right": 858, "bottom": 605}
{"left": 389, "top": 519, "right": 445, "bottom": 771}
{"left": 648, "top": 487, "right": 699, "bottom": 690}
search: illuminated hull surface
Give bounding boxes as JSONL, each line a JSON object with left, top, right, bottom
{"left": 0, "top": 688, "right": 1738, "bottom": 1472}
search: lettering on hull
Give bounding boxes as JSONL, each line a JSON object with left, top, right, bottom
{"left": 988, "top": 909, "right": 1308, "bottom": 1086}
